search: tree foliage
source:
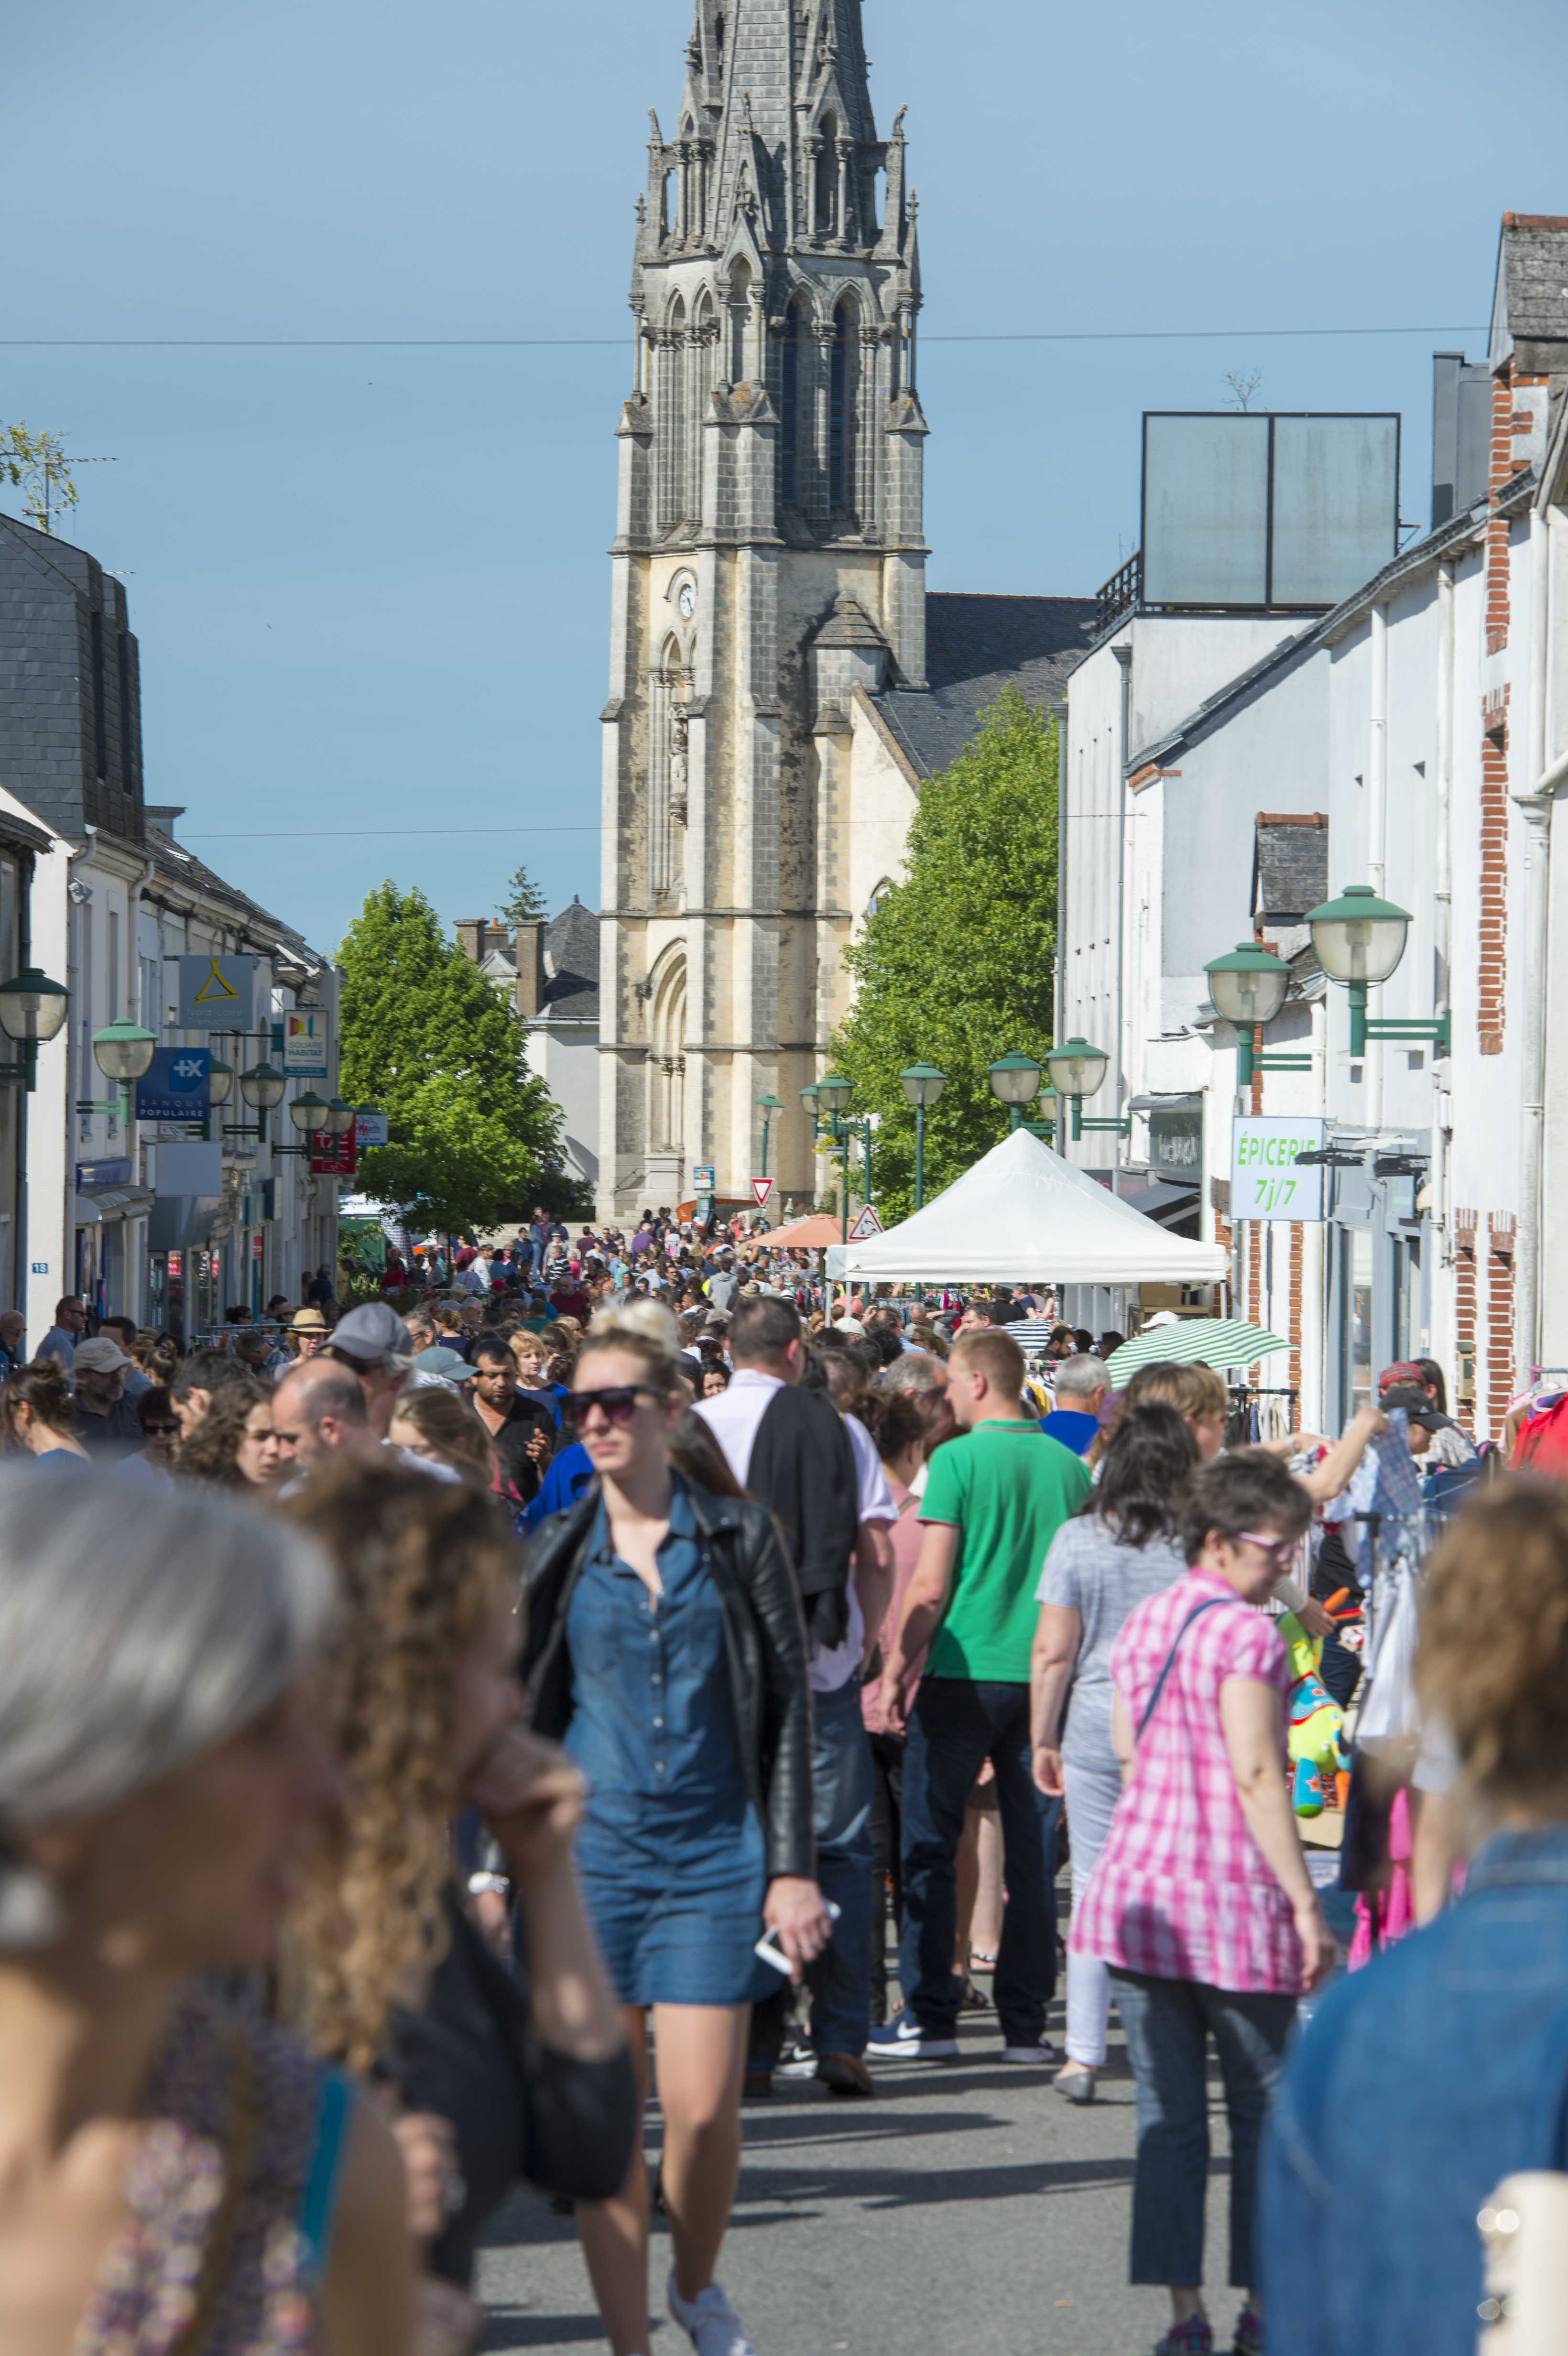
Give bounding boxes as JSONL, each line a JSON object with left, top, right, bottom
{"left": 830, "top": 687, "right": 1059, "bottom": 1224}
{"left": 496, "top": 862, "right": 550, "bottom": 928}
{"left": 338, "top": 881, "right": 566, "bottom": 1233}
{"left": 0, "top": 424, "right": 80, "bottom": 535}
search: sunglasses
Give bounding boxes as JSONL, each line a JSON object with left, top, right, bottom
{"left": 561, "top": 1384, "right": 659, "bottom": 1432}
{"left": 1237, "top": 1531, "right": 1296, "bottom": 1566}
{"left": 144, "top": 1422, "right": 180, "bottom": 1438}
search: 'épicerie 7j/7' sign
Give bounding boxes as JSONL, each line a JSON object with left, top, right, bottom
{"left": 1230, "top": 1117, "right": 1326, "bottom": 1222}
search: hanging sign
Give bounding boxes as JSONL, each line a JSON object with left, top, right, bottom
{"left": 282, "top": 1010, "right": 329, "bottom": 1076}
{"left": 135, "top": 1048, "right": 211, "bottom": 1123}
{"left": 848, "top": 1204, "right": 884, "bottom": 1239}
{"left": 177, "top": 955, "right": 256, "bottom": 1030}
{"left": 354, "top": 1112, "right": 389, "bottom": 1150}
{"left": 751, "top": 1177, "right": 774, "bottom": 1208}
{"left": 310, "top": 1130, "right": 357, "bottom": 1177}
{"left": 1230, "top": 1116, "right": 1326, "bottom": 1222}
{"left": 692, "top": 1166, "right": 715, "bottom": 1193}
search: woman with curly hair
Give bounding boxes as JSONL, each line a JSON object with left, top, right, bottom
{"left": 171, "top": 1371, "right": 282, "bottom": 1490}
{"left": 280, "top": 1462, "right": 634, "bottom": 2322}
{"left": 523, "top": 1299, "right": 825, "bottom": 2356}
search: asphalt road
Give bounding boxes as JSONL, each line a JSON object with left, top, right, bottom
{"left": 475, "top": 1958, "right": 1250, "bottom": 2356}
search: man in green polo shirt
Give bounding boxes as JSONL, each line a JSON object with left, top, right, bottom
{"left": 871, "top": 1325, "right": 1091, "bottom": 2062}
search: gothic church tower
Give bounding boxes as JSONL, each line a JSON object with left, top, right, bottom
{"left": 597, "top": 0, "right": 927, "bottom": 1220}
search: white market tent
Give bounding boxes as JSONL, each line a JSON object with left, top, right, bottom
{"left": 837, "top": 1126, "right": 1231, "bottom": 1287}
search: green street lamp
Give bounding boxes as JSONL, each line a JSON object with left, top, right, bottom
{"left": 987, "top": 1049, "right": 1043, "bottom": 1132}
{"left": 226, "top": 1060, "right": 287, "bottom": 1147}
{"left": 1305, "top": 883, "right": 1446, "bottom": 1058}
{"left": 0, "top": 967, "right": 68, "bottom": 1092}
{"left": 1203, "top": 941, "right": 1305, "bottom": 1089}
{"left": 1044, "top": 1036, "right": 1128, "bottom": 1145}
{"left": 78, "top": 1018, "right": 157, "bottom": 1125}
{"left": 325, "top": 1097, "right": 358, "bottom": 1135}
{"left": 207, "top": 1058, "right": 234, "bottom": 1106}
{"left": 899, "top": 1062, "right": 946, "bottom": 1211}
{"left": 276, "top": 1089, "right": 330, "bottom": 1158}
{"left": 755, "top": 1091, "right": 783, "bottom": 1180}
{"left": 803, "top": 1073, "right": 867, "bottom": 1243}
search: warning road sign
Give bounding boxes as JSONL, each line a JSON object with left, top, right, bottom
{"left": 751, "top": 1178, "right": 774, "bottom": 1208}
{"left": 848, "top": 1205, "right": 884, "bottom": 1239}
{"left": 177, "top": 955, "right": 256, "bottom": 1030}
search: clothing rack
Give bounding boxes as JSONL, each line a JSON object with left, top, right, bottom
{"left": 1225, "top": 1384, "right": 1299, "bottom": 1446}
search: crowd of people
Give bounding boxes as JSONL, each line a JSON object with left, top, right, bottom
{"left": 0, "top": 1203, "right": 1566, "bottom": 2356}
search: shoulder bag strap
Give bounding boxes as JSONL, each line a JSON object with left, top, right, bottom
{"left": 298, "top": 2065, "right": 357, "bottom": 2283}
{"left": 1135, "top": 1596, "right": 1230, "bottom": 1742}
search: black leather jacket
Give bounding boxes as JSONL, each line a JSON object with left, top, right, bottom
{"left": 521, "top": 1480, "right": 815, "bottom": 1880}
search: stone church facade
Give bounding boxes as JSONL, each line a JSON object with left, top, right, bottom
{"left": 597, "top": 0, "right": 1093, "bottom": 1220}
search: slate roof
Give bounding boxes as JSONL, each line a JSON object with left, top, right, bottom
{"left": 1252, "top": 814, "right": 1329, "bottom": 926}
{"left": 872, "top": 592, "right": 1098, "bottom": 780}
{"left": 537, "top": 896, "right": 599, "bottom": 1025}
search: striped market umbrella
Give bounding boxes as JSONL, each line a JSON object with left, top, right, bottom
{"left": 1105, "top": 1320, "right": 1289, "bottom": 1388}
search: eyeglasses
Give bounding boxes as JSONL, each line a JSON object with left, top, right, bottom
{"left": 560, "top": 1384, "right": 659, "bottom": 1432}
{"left": 144, "top": 1422, "right": 180, "bottom": 1438}
{"left": 1237, "top": 1531, "right": 1296, "bottom": 1566}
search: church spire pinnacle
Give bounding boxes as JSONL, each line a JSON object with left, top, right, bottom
{"left": 636, "top": 0, "right": 901, "bottom": 264}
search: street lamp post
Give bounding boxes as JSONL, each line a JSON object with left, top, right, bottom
{"left": 275, "top": 1090, "right": 330, "bottom": 1158}
{"left": 987, "top": 1050, "right": 1044, "bottom": 1133}
{"left": 0, "top": 968, "right": 69, "bottom": 1092}
{"left": 1044, "top": 1036, "right": 1129, "bottom": 1145}
{"left": 1305, "top": 884, "right": 1446, "bottom": 1057}
{"left": 755, "top": 1092, "right": 783, "bottom": 1181}
{"left": 231, "top": 1062, "right": 287, "bottom": 1148}
{"left": 899, "top": 1062, "right": 946, "bottom": 1211}
{"left": 803, "top": 1071, "right": 869, "bottom": 1245}
{"left": 1203, "top": 941, "right": 1304, "bottom": 1089}
{"left": 79, "top": 1020, "right": 158, "bottom": 1127}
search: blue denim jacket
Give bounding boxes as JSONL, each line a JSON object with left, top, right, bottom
{"left": 1261, "top": 1827, "right": 1568, "bottom": 2356}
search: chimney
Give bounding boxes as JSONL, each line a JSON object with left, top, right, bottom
{"left": 456, "top": 919, "right": 487, "bottom": 964}
{"left": 514, "top": 922, "right": 544, "bottom": 1019}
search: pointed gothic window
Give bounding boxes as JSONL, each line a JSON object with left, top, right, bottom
{"left": 714, "top": 11, "right": 724, "bottom": 57}
{"left": 660, "top": 294, "right": 687, "bottom": 528}
{"left": 729, "top": 259, "right": 751, "bottom": 383}
{"left": 780, "top": 301, "right": 801, "bottom": 505}
{"left": 829, "top": 302, "right": 849, "bottom": 508}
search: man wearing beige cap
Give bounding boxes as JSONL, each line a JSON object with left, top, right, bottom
{"left": 71, "top": 1336, "right": 143, "bottom": 1459}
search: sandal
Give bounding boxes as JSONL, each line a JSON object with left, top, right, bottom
{"left": 968, "top": 1947, "right": 999, "bottom": 1973}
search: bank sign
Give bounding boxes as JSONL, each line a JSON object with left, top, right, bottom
{"left": 1230, "top": 1116, "right": 1326, "bottom": 1222}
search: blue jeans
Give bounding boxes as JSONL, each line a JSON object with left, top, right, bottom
{"left": 1112, "top": 1968, "right": 1296, "bottom": 2290}
{"left": 898, "top": 1676, "right": 1061, "bottom": 2046}
{"left": 806, "top": 1677, "right": 875, "bottom": 2058}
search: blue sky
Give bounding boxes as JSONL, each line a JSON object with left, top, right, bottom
{"left": 5, "top": 0, "right": 1564, "bottom": 957}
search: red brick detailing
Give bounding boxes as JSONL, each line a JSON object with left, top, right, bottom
{"left": 1478, "top": 362, "right": 1518, "bottom": 1055}
{"left": 1487, "top": 1214, "right": 1517, "bottom": 1439}
{"left": 1454, "top": 1210, "right": 1478, "bottom": 1436}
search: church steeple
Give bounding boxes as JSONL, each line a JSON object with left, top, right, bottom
{"left": 637, "top": 0, "right": 910, "bottom": 263}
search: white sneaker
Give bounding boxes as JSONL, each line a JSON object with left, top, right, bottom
{"left": 668, "top": 2273, "right": 759, "bottom": 2356}
{"left": 1000, "top": 2038, "right": 1058, "bottom": 2064}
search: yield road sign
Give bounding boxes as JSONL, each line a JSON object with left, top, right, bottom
{"left": 752, "top": 1178, "right": 774, "bottom": 1207}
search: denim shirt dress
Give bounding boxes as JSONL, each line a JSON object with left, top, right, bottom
{"left": 564, "top": 1475, "right": 774, "bottom": 2007}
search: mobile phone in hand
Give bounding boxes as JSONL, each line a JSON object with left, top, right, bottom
{"left": 753, "top": 1897, "right": 840, "bottom": 1974}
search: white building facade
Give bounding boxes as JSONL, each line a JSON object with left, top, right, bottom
{"left": 1060, "top": 213, "right": 1568, "bottom": 1442}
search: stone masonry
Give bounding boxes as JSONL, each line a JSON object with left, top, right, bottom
{"left": 0, "top": 513, "right": 143, "bottom": 840}
{"left": 596, "top": 0, "right": 929, "bottom": 1221}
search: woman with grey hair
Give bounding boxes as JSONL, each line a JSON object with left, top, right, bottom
{"left": 0, "top": 1473, "right": 414, "bottom": 2356}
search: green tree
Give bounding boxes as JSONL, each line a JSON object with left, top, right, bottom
{"left": 338, "top": 881, "right": 566, "bottom": 1232}
{"left": 830, "top": 686, "right": 1059, "bottom": 1224}
{"left": 0, "top": 424, "right": 95, "bottom": 534}
{"left": 496, "top": 862, "right": 550, "bottom": 928}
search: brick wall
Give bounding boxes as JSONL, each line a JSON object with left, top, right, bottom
{"left": 1455, "top": 1209, "right": 1478, "bottom": 1434}
{"left": 1488, "top": 1213, "right": 1517, "bottom": 1436}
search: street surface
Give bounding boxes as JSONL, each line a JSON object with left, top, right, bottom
{"left": 477, "top": 1904, "right": 1248, "bottom": 2356}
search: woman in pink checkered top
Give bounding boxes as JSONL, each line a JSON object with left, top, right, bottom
{"left": 1072, "top": 1451, "right": 1335, "bottom": 2356}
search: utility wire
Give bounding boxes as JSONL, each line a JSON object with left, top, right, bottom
{"left": 0, "top": 324, "right": 1489, "bottom": 349}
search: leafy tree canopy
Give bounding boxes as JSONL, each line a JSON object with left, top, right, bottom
{"left": 338, "top": 881, "right": 566, "bottom": 1233}
{"left": 830, "top": 686, "right": 1058, "bottom": 1225}
{"left": 496, "top": 863, "right": 550, "bottom": 928}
